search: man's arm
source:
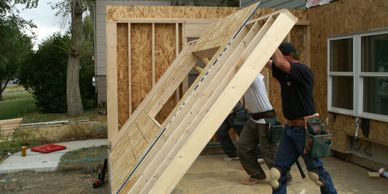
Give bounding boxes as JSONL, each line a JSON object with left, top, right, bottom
{"left": 272, "top": 49, "right": 291, "bottom": 74}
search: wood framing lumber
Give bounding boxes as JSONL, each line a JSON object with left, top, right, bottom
{"left": 137, "top": 14, "right": 278, "bottom": 193}
{"left": 112, "top": 5, "right": 260, "bottom": 193}
{"left": 109, "top": 43, "right": 197, "bottom": 192}
{"left": 109, "top": 4, "right": 299, "bottom": 193}
{"left": 106, "top": 22, "right": 119, "bottom": 140}
{"left": 127, "top": 18, "right": 261, "bottom": 194}
{"left": 148, "top": 10, "right": 297, "bottom": 193}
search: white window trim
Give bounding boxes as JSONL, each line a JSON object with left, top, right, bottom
{"left": 328, "top": 29, "right": 388, "bottom": 123}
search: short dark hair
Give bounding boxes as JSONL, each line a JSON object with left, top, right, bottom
{"left": 279, "top": 42, "right": 298, "bottom": 58}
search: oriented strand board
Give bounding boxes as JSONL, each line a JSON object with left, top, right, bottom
{"left": 106, "top": 6, "right": 239, "bottom": 22}
{"left": 117, "top": 23, "right": 129, "bottom": 128}
{"left": 131, "top": 23, "right": 153, "bottom": 111}
{"left": 154, "top": 24, "right": 179, "bottom": 123}
{"left": 109, "top": 43, "right": 198, "bottom": 193}
{"left": 308, "top": 0, "right": 388, "bottom": 150}
{"left": 155, "top": 24, "right": 176, "bottom": 82}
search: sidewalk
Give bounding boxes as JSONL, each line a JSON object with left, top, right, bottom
{"left": 0, "top": 139, "right": 107, "bottom": 174}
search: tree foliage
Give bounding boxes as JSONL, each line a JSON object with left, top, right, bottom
{"left": 0, "top": 16, "right": 33, "bottom": 100}
{"left": 0, "top": 0, "right": 36, "bottom": 100}
{"left": 19, "top": 15, "right": 96, "bottom": 113}
{"left": 20, "top": 33, "right": 70, "bottom": 112}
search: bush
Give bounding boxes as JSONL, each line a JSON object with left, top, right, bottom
{"left": 19, "top": 32, "right": 96, "bottom": 113}
{"left": 20, "top": 34, "right": 69, "bottom": 112}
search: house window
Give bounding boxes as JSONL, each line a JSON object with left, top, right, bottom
{"left": 328, "top": 30, "right": 388, "bottom": 122}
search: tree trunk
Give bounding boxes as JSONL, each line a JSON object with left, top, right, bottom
{"left": 66, "top": 0, "right": 83, "bottom": 115}
{"left": 0, "top": 78, "right": 9, "bottom": 101}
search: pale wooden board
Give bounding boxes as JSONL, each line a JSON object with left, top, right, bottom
{"left": 192, "top": 4, "right": 258, "bottom": 52}
{"left": 106, "top": 22, "right": 118, "bottom": 140}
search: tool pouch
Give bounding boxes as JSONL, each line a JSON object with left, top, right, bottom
{"left": 266, "top": 118, "right": 284, "bottom": 143}
{"left": 233, "top": 107, "right": 249, "bottom": 129}
{"left": 304, "top": 116, "right": 332, "bottom": 158}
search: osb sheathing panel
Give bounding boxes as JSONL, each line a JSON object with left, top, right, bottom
{"left": 117, "top": 23, "right": 129, "bottom": 128}
{"left": 131, "top": 24, "right": 153, "bottom": 112}
{"left": 106, "top": 6, "right": 238, "bottom": 22}
{"left": 154, "top": 24, "right": 178, "bottom": 123}
{"left": 110, "top": 5, "right": 307, "bottom": 127}
{"left": 308, "top": 0, "right": 388, "bottom": 147}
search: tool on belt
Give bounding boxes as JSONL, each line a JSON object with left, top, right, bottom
{"left": 267, "top": 119, "right": 306, "bottom": 178}
{"left": 304, "top": 115, "right": 332, "bottom": 158}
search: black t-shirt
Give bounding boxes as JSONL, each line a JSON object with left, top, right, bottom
{"left": 272, "top": 62, "right": 316, "bottom": 120}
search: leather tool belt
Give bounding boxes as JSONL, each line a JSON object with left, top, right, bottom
{"left": 250, "top": 110, "right": 276, "bottom": 120}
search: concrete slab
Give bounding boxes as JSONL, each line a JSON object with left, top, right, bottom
{"left": 0, "top": 139, "right": 107, "bottom": 174}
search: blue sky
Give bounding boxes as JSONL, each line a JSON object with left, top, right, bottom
{"left": 17, "top": 0, "right": 68, "bottom": 49}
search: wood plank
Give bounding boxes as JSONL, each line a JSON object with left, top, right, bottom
{"left": 149, "top": 11, "right": 298, "bottom": 193}
{"left": 152, "top": 23, "right": 155, "bottom": 86}
{"left": 175, "top": 23, "right": 180, "bottom": 103}
{"left": 0, "top": 118, "right": 23, "bottom": 125}
{"left": 109, "top": 128, "right": 137, "bottom": 192}
{"left": 192, "top": 4, "right": 259, "bottom": 52}
{"left": 184, "top": 22, "right": 214, "bottom": 37}
{"left": 135, "top": 112, "right": 161, "bottom": 143}
{"left": 106, "top": 22, "right": 119, "bottom": 141}
{"left": 128, "top": 23, "right": 132, "bottom": 114}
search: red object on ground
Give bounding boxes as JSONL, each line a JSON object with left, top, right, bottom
{"left": 31, "top": 144, "right": 67, "bottom": 153}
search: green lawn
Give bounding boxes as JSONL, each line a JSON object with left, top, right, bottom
{"left": 0, "top": 86, "right": 37, "bottom": 120}
{"left": 0, "top": 85, "right": 103, "bottom": 123}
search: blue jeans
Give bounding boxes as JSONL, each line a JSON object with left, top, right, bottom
{"left": 273, "top": 125, "right": 337, "bottom": 194}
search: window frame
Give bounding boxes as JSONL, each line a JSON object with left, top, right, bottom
{"left": 328, "top": 29, "right": 388, "bottom": 122}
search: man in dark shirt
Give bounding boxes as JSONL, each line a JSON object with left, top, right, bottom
{"left": 266, "top": 42, "right": 337, "bottom": 194}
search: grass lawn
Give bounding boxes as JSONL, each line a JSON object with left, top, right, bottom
{"left": 58, "top": 145, "right": 108, "bottom": 172}
{"left": 0, "top": 85, "right": 105, "bottom": 123}
{"left": 0, "top": 86, "right": 37, "bottom": 120}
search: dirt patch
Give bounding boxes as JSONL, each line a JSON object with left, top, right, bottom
{"left": 0, "top": 171, "right": 109, "bottom": 194}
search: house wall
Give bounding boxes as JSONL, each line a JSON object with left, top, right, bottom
{"left": 106, "top": 6, "right": 239, "bottom": 127}
{"left": 308, "top": 0, "right": 388, "bottom": 169}
{"left": 95, "top": 0, "right": 171, "bottom": 104}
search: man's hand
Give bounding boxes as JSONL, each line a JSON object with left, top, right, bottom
{"left": 272, "top": 49, "right": 291, "bottom": 73}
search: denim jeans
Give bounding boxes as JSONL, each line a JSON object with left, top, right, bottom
{"left": 217, "top": 113, "right": 242, "bottom": 157}
{"left": 273, "top": 125, "right": 337, "bottom": 194}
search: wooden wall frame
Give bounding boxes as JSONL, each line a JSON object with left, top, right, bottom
{"left": 107, "top": 3, "right": 298, "bottom": 193}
